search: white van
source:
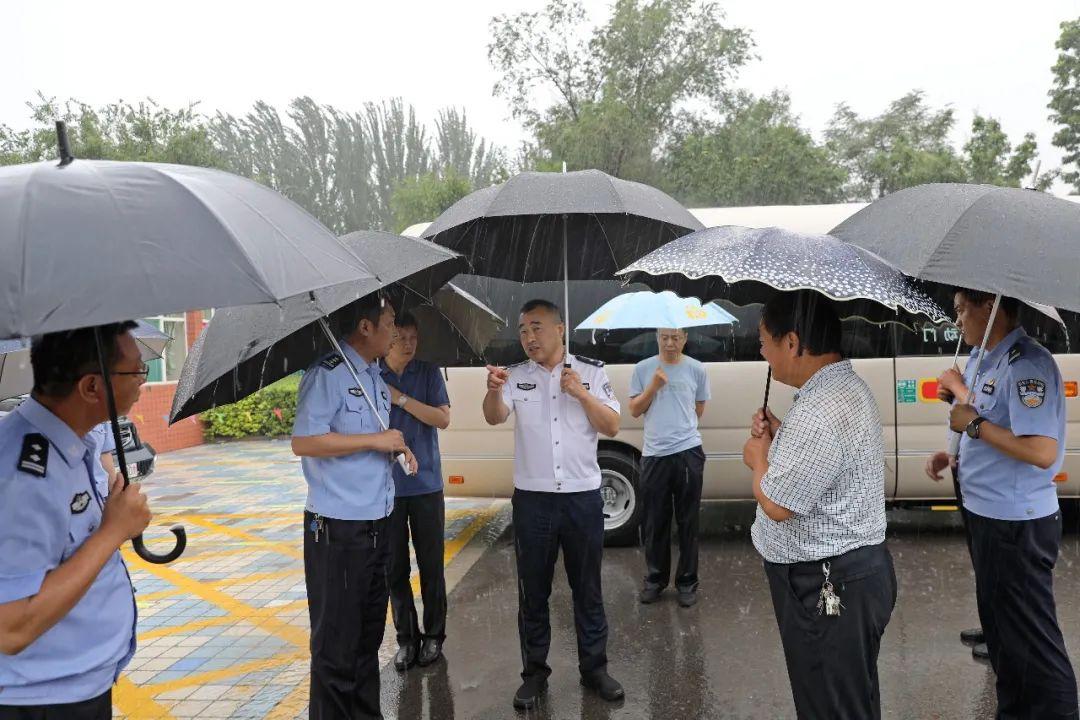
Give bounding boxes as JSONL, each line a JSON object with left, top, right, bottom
{"left": 404, "top": 205, "right": 1080, "bottom": 545}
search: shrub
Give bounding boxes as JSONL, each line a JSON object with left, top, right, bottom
{"left": 201, "top": 374, "right": 301, "bottom": 440}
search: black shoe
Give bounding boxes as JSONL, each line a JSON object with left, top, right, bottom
{"left": 639, "top": 586, "right": 663, "bottom": 604}
{"left": 960, "top": 627, "right": 985, "bottom": 645}
{"left": 972, "top": 643, "right": 990, "bottom": 660}
{"left": 417, "top": 638, "right": 443, "bottom": 667}
{"left": 677, "top": 589, "right": 698, "bottom": 608}
{"left": 394, "top": 643, "right": 418, "bottom": 672}
{"left": 513, "top": 676, "right": 548, "bottom": 710}
{"left": 580, "top": 670, "right": 625, "bottom": 702}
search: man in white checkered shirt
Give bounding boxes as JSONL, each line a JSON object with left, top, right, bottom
{"left": 742, "top": 291, "right": 896, "bottom": 720}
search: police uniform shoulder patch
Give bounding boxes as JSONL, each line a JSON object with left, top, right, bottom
{"left": 574, "top": 355, "right": 604, "bottom": 368}
{"left": 17, "top": 433, "right": 48, "bottom": 477}
{"left": 1017, "top": 378, "right": 1047, "bottom": 408}
{"left": 70, "top": 491, "right": 91, "bottom": 514}
{"left": 1007, "top": 344, "right": 1023, "bottom": 365}
{"left": 320, "top": 354, "right": 344, "bottom": 370}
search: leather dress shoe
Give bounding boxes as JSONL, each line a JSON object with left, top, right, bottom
{"left": 393, "top": 643, "right": 417, "bottom": 672}
{"left": 417, "top": 638, "right": 443, "bottom": 667}
{"left": 581, "top": 669, "right": 625, "bottom": 702}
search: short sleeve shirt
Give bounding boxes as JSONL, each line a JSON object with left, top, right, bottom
{"left": 751, "top": 361, "right": 888, "bottom": 564}
{"left": 381, "top": 359, "right": 450, "bottom": 497}
{"left": 0, "top": 399, "right": 137, "bottom": 705}
{"left": 957, "top": 327, "right": 1066, "bottom": 521}
{"left": 629, "top": 355, "right": 710, "bottom": 457}
{"left": 500, "top": 355, "right": 620, "bottom": 492}
{"left": 293, "top": 343, "right": 394, "bottom": 520}
{"left": 87, "top": 422, "right": 115, "bottom": 496}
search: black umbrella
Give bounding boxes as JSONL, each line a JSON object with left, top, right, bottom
{"left": 169, "top": 232, "right": 500, "bottom": 423}
{"left": 422, "top": 169, "right": 702, "bottom": 365}
{"left": 618, "top": 225, "right": 950, "bottom": 411}
{"left": 830, "top": 183, "right": 1080, "bottom": 314}
{"left": 0, "top": 123, "right": 378, "bottom": 563}
{"left": 830, "top": 182, "right": 1080, "bottom": 453}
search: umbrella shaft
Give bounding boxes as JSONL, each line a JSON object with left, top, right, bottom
{"left": 948, "top": 294, "right": 1002, "bottom": 455}
{"left": 316, "top": 318, "right": 388, "bottom": 432}
{"left": 563, "top": 217, "right": 571, "bottom": 368}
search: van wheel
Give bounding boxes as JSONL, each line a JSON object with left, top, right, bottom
{"left": 599, "top": 448, "right": 643, "bottom": 547}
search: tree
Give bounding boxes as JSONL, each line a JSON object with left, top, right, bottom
{"left": 663, "top": 91, "right": 847, "bottom": 206}
{"left": 389, "top": 170, "right": 473, "bottom": 233}
{"left": 1049, "top": 18, "right": 1080, "bottom": 192}
{"left": 434, "top": 108, "right": 506, "bottom": 187}
{"left": 963, "top": 115, "right": 1053, "bottom": 189}
{"left": 0, "top": 94, "right": 223, "bottom": 167}
{"left": 825, "top": 91, "right": 967, "bottom": 200}
{"left": 489, "top": 0, "right": 753, "bottom": 182}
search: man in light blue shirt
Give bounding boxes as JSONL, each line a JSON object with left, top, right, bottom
{"left": 929, "top": 289, "right": 1076, "bottom": 717}
{"left": 291, "top": 293, "right": 417, "bottom": 720}
{"left": 0, "top": 322, "right": 151, "bottom": 719}
{"left": 629, "top": 327, "right": 709, "bottom": 607}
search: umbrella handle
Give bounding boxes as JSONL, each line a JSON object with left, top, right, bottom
{"left": 93, "top": 327, "right": 187, "bottom": 565}
{"left": 132, "top": 527, "right": 188, "bottom": 564}
{"left": 763, "top": 366, "right": 772, "bottom": 411}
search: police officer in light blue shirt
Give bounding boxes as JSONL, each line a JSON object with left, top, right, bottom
{"left": 929, "top": 289, "right": 1077, "bottom": 718}
{"left": 0, "top": 322, "right": 151, "bottom": 720}
{"left": 88, "top": 422, "right": 117, "bottom": 498}
{"left": 291, "top": 293, "right": 417, "bottom": 720}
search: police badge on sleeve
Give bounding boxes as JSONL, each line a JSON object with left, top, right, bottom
{"left": 1017, "top": 379, "right": 1047, "bottom": 408}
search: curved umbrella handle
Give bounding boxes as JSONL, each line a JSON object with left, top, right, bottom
{"left": 132, "top": 525, "right": 187, "bottom": 564}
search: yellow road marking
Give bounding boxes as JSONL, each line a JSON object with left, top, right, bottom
{"left": 150, "top": 652, "right": 308, "bottom": 694}
{"left": 181, "top": 516, "right": 304, "bottom": 559}
{"left": 138, "top": 616, "right": 234, "bottom": 641}
{"left": 113, "top": 675, "right": 175, "bottom": 719}
{"left": 264, "top": 679, "right": 311, "bottom": 720}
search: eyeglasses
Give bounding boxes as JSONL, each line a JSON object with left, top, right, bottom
{"left": 111, "top": 363, "right": 151, "bottom": 379}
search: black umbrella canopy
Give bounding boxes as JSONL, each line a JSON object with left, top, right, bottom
{"left": 169, "top": 232, "right": 490, "bottom": 422}
{"left": 0, "top": 158, "right": 377, "bottom": 339}
{"left": 829, "top": 183, "right": 1080, "bottom": 313}
{"left": 618, "top": 225, "right": 950, "bottom": 328}
{"left": 421, "top": 169, "right": 704, "bottom": 282}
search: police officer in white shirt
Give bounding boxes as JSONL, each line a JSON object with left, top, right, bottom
{"left": 483, "top": 299, "right": 625, "bottom": 711}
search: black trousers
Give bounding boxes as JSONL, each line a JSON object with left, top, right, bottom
{"left": 764, "top": 543, "right": 897, "bottom": 720}
{"left": 512, "top": 488, "right": 609, "bottom": 680}
{"left": 641, "top": 445, "right": 705, "bottom": 592}
{"left": 304, "top": 511, "right": 390, "bottom": 720}
{"left": 388, "top": 490, "right": 447, "bottom": 645}
{"left": 0, "top": 691, "right": 111, "bottom": 720}
{"left": 967, "top": 509, "right": 1079, "bottom": 719}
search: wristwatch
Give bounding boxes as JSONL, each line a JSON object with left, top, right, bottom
{"left": 965, "top": 416, "right": 988, "bottom": 440}
{"left": 396, "top": 394, "right": 409, "bottom": 409}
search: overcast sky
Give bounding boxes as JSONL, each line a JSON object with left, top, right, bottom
{"left": 6, "top": 0, "right": 1079, "bottom": 190}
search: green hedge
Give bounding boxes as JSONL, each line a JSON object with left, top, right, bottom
{"left": 200, "top": 374, "right": 301, "bottom": 439}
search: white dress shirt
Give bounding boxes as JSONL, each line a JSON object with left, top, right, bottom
{"left": 500, "top": 355, "right": 620, "bottom": 492}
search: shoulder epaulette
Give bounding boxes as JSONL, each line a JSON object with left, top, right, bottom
{"left": 505, "top": 360, "right": 529, "bottom": 370}
{"left": 574, "top": 355, "right": 604, "bottom": 368}
{"left": 320, "top": 354, "right": 344, "bottom": 370}
{"left": 1007, "top": 344, "right": 1023, "bottom": 365}
{"left": 17, "top": 433, "right": 48, "bottom": 477}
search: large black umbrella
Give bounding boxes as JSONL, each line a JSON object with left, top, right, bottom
{"left": 618, "top": 225, "right": 950, "bottom": 408}
{"left": 830, "top": 182, "right": 1080, "bottom": 453}
{"left": 422, "top": 169, "right": 703, "bottom": 363}
{"left": 0, "top": 123, "right": 378, "bottom": 563}
{"left": 169, "top": 231, "right": 500, "bottom": 423}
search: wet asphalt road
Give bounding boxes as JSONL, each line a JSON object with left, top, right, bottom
{"left": 381, "top": 504, "right": 1080, "bottom": 719}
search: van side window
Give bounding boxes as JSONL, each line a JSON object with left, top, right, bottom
{"left": 893, "top": 308, "right": 1077, "bottom": 357}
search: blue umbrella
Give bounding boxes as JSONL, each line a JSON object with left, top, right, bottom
{"left": 575, "top": 290, "right": 737, "bottom": 331}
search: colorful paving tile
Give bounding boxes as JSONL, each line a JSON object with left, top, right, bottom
{"left": 111, "top": 440, "right": 508, "bottom": 719}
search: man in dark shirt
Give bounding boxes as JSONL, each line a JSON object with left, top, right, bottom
{"left": 381, "top": 312, "right": 452, "bottom": 670}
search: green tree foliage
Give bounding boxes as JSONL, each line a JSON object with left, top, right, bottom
{"left": 390, "top": 169, "right": 473, "bottom": 233}
{"left": 0, "top": 94, "right": 223, "bottom": 167}
{"left": 1048, "top": 18, "right": 1080, "bottom": 192}
{"left": 963, "top": 115, "right": 1053, "bottom": 189}
{"left": 664, "top": 91, "right": 847, "bottom": 206}
{"left": 825, "top": 91, "right": 967, "bottom": 200}
{"left": 489, "top": 0, "right": 752, "bottom": 182}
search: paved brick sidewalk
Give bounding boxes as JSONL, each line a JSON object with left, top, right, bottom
{"left": 111, "top": 440, "right": 507, "bottom": 719}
